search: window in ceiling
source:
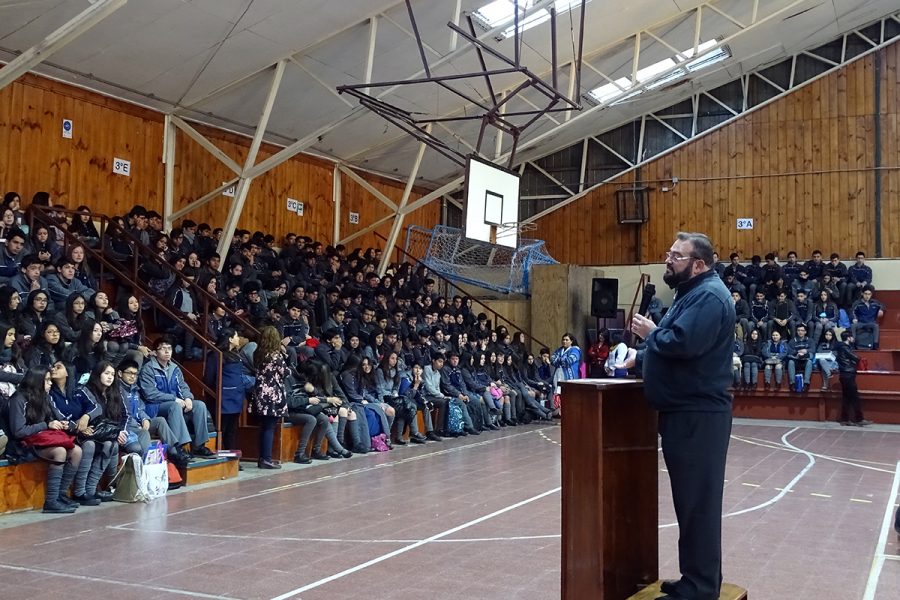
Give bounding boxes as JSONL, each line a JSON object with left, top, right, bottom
{"left": 588, "top": 39, "right": 731, "bottom": 105}
{"left": 472, "top": 0, "right": 592, "bottom": 39}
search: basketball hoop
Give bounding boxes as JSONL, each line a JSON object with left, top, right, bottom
{"left": 499, "top": 221, "right": 538, "bottom": 236}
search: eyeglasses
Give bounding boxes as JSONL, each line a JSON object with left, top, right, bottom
{"left": 121, "top": 370, "right": 138, "bottom": 376}
{"left": 665, "top": 251, "right": 696, "bottom": 262}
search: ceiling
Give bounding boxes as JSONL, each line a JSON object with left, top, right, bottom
{"left": 0, "top": 0, "right": 897, "bottom": 189}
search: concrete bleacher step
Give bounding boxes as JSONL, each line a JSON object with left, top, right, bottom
{"left": 857, "top": 349, "right": 900, "bottom": 371}
{"left": 627, "top": 581, "right": 747, "bottom": 599}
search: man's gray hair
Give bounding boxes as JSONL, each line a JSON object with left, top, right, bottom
{"left": 676, "top": 232, "right": 715, "bottom": 266}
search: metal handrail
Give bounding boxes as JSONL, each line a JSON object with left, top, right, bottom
{"left": 374, "top": 230, "right": 554, "bottom": 352}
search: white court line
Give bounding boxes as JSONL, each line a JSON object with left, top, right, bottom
{"left": 0, "top": 563, "right": 237, "bottom": 599}
{"left": 108, "top": 525, "right": 562, "bottom": 546}
{"left": 732, "top": 434, "right": 896, "bottom": 473}
{"left": 269, "top": 486, "right": 562, "bottom": 600}
{"left": 863, "top": 460, "right": 900, "bottom": 600}
{"left": 661, "top": 427, "right": 816, "bottom": 529}
{"left": 112, "top": 427, "right": 551, "bottom": 528}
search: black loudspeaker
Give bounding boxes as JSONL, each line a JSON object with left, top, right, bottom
{"left": 591, "top": 278, "right": 619, "bottom": 318}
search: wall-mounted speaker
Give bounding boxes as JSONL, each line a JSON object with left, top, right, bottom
{"left": 590, "top": 278, "right": 618, "bottom": 318}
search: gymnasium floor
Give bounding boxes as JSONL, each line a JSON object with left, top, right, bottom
{"left": 1, "top": 419, "right": 899, "bottom": 600}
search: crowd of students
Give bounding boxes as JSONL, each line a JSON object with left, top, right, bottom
{"left": 0, "top": 190, "right": 568, "bottom": 515}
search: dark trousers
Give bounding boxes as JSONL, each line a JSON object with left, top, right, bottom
{"left": 659, "top": 410, "right": 732, "bottom": 600}
{"left": 839, "top": 373, "right": 863, "bottom": 422}
{"left": 257, "top": 416, "right": 279, "bottom": 461}
{"left": 221, "top": 413, "right": 239, "bottom": 450}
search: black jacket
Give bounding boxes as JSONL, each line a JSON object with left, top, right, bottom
{"left": 835, "top": 341, "right": 860, "bottom": 374}
{"left": 636, "top": 270, "right": 736, "bottom": 412}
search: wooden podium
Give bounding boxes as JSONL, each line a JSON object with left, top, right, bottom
{"left": 560, "top": 379, "right": 659, "bottom": 600}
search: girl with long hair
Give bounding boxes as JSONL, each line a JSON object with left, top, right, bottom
{"left": 18, "top": 289, "right": 51, "bottom": 338}
{"left": 8, "top": 365, "right": 83, "bottom": 513}
{"left": 291, "top": 361, "right": 354, "bottom": 460}
{"left": 65, "top": 361, "right": 121, "bottom": 504}
{"left": 25, "top": 321, "right": 72, "bottom": 369}
{"left": 53, "top": 293, "right": 91, "bottom": 343}
{"left": 376, "top": 351, "right": 426, "bottom": 444}
{"left": 74, "top": 321, "right": 106, "bottom": 382}
{"left": 250, "top": 326, "right": 289, "bottom": 469}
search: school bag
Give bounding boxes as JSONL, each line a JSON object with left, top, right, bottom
{"left": 447, "top": 401, "right": 465, "bottom": 434}
{"left": 110, "top": 453, "right": 150, "bottom": 503}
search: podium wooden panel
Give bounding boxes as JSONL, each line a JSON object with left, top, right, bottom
{"left": 560, "top": 379, "right": 659, "bottom": 600}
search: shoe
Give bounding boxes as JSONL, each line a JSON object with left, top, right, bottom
{"left": 170, "top": 450, "right": 192, "bottom": 467}
{"left": 660, "top": 580, "right": 680, "bottom": 595}
{"left": 393, "top": 438, "right": 407, "bottom": 446}
{"left": 257, "top": 458, "right": 281, "bottom": 469}
{"left": 855, "top": 419, "right": 873, "bottom": 427}
{"left": 293, "top": 454, "right": 312, "bottom": 464}
{"left": 839, "top": 421, "right": 853, "bottom": 426}
{"left": 410, "top": 434, "right": 427, "bottom": 444}
{"left": 464, "top": 427, "right": 480, "bottom": 436}
{"left": 57, "top": 495, "right": 79, "bottom": 508}
{"left": 311, "top": 450, "right": 330, "bottom": 461}
{"left": 803, "top": 384, "right": 810, "bottom": 392}
{"left": 73, "top": 494, "right": 101, "bottom": 506}
{"left": 191, "top": 445, "right": 215, "bottom": 458}
{"left": 488, "top": 423, "right": 501, "bottom": 431}
{"left": 43, "top": 499, "right": 77, "bottom": 514}
{"left": 821, "top": 384, "right": 829, "bottom": 391}
{"left": 457, "top": 430, "right": 468, "bottom": 437}
{"left": 95, "top": 490, "right": 114, "bottom": 503}
{"left": 238, "top": 464, "right": 244, "bottom": 471}
{"left": 338, "top": 449, "right": 352, "bottom": 458}
{"left": 426, "top": 431, "right": 443, "bottom": 442}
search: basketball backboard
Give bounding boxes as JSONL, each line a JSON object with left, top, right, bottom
{"left": 464, "top": 155, "right": 520, "bottom": 248}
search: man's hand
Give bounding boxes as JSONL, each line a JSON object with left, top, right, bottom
{"left": 630, "top": 313, "right": 656, "bottom": 339}
{"left": 142, "top": 419, "right": 151, "bottom": 431}
{"left": 183, "top": 397, "right": 193, "bottom": 412}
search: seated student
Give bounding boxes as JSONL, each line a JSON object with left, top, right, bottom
{"left": 164, "top": 273, "right": 202, "bottom": 361}
{"left": 10, "top": 254, "right": 50, "bottom": 305}
{"left": 461, "top": 351, "right": 499, "bottom": 431}
{"left": 442, "top": 352, "right": 486, "bottom": 433}
{"left": 27, "top": 224, "right": 63, "bottom": 268}
{"left": 813, "top": 273, "right": 841, "bottom": 305}
{"left": 68, "top": 245, "right": 98, "bottom": 292}
{"left": 488, "top": 350, "right": 520, "bottom": 425}
{"left": 749, "top": 290, "right": 772, "bottom": 340}
{"left": 536, "top": 347, "right": 554, "bottom": 388}
{"left": 503, "top": 353, "right": 553, "bottom": 422}
{"left": 52, "top": 293, "right": 92, "bottom": 344}
{"left": 8, "top": 365, "right": 83, "bottom": 514}
{"left": 376, "top": 351, "right": 427, "bottom": 443}
{"left": 73, "top": 321, "right": 106, "bottom": 383}
{"left": 340, "top": 355, "right": 392, "bottom": 448}
{"left": 731, "top": 291, "right": 751, "bottom": 340}
{"left": 786, "top": 324, "right": 814, "bottom": 392}
{"left": 740, "top": 328, "right": 764, "bottom": 389}
{"left": 17, "top": 288, "right": 52, "bottom": 339}
{"left": 47, "top": 255, "right": 95, "bottom": 308}
{"left": 604, "top": 330, "right": 630, "bottom": 376}
{"left": 138, "top": 336, "right": 214, "bottom": 458}
{"left": 68, "top": 207, "right": 101, "bottom": 247}
{"left": 0, "top": 229, "right": 27, "bottom": 285}
{"left": 586, "top": 329, "right": 610, "bottom": 378}
{"left": 280, "top": 299, "right": 313, "bottom": 358}
{"left": 731, "top": 332, "right": 744, "bottom": 388}
{"left": 791, "top": 289, "right": 821, "bottom": 349}
{"left": 814, "top": 329, "right": 839, "bottom": 391}
{"left": 770, "top": 290, "right": 794, "bottom": 340}
{"left": 290, "top": 361, "right": 355, "bottom": 461}
{"left": 25, "top": 321, "right": 73, "bottom": 370}
{"left": 105, "top": 295, "right": 151, "bottom": 367}
{"left": 205, "top": 329, "right": 254, "bottom": 453}
{"left": 116, "top": 359, "right": 189, "bottom": 465}
{"left": 315, "top": 328, "right": 348, "bottom": 374}
{"left": 65, "top": 361, "right": 122, "bottom": 504}
{"left": 845, "top": 251, "right": 873, "bottom": 307}
{"left": 813, "top": 289, "right": 839, "bottom": 333}
{"left": 851, "top": 286, "right": 884, "bottom": 349}
{"left": 762, "top": 329, "right": 788, "bottom": 389}
{"left": 404, "top": 361, "right": 443, "bottom": 441}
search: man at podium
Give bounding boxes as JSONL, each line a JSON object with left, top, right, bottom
{"left": 623, "top": 232, "right": 736, "bottom": 600}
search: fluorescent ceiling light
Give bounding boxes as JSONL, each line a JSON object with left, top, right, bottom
{"left": 588, "top": 39, "right": 731, "bottom": 104}
{"left": 473, "top": 0, "right": 591, "bottom": 39}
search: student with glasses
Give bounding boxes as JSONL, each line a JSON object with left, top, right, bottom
{"left": 138, "top": 336, "right": 214, "bottom": 459}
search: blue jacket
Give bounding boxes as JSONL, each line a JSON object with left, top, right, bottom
{"left": 637, "top": 270, "right": 735, "bottom": 412}
{"left": 551, "top": 346, "right": 581, "bottom": 380}
{"left": 204, "top": 354, "right": 254, "bottom": 415}
{"left": 138, "top": 357, "right": 193, "bottom": 417}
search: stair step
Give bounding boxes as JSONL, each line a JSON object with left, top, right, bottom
{"left": 857, "top": 349, "right": 900, "bottom": 371}
{"left": 180, "top": 457, "right": 239, "bottom": 486}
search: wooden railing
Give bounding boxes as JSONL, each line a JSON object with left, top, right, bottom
{"left": 374, "top": 230, "right": 553, "bottom": 352}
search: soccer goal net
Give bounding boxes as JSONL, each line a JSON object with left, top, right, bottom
{"left": 403, "top": 225, "right": 557, "bottom": 295}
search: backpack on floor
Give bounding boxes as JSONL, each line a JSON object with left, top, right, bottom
{"left": 447, "top": 401, "right": 465, "bottom": 434}
{"left": 111, "top": 453, "right": 150, "bottom": 503}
